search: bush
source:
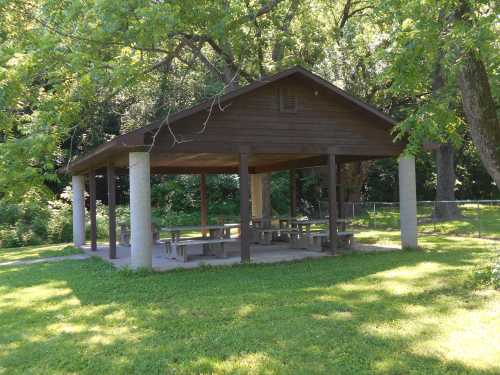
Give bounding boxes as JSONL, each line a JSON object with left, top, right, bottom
{"left": 0, "top": 226, "right": 23, "bottom": 248}
{"left": 0, "top": 188, "right": 74, "bottom": 248}
{"left": 47, "top": 199, "right": 73, "bottom": 243}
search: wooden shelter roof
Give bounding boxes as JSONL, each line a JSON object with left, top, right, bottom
{"left": 63, "top": 66, "right": 404, "bottom": 175}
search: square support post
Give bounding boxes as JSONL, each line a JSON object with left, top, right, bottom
{"left": 107, "top": 164, "right": 117, "bottom": 259}
{"left": 328, "top": 153, "right": 338, "bottom": 254}
{"left": 262, "top": 173, "right": 272, "bottom": 228}
{"left": 89, "top": 170, "right": 97, "bottom": 251}
{"left": 290, "top": 168, "right": 297, "bottom": 218}
{"left": 399, "top": 155, "right": 418, "bottom": 249}
{"left": 129, "top": 152, "right": 153, "bottom": 270}
{"left": 72, "top": 175, "right": 86, "bottom": 247}
{"left": 250, "top": 174, "right": 263, "bottom": 219}
{"left": 239, "top": 152, "right": 251, "bottom": 263}
{"left": 200, "top": 174, "right": 208, "bottom": 236}
{"left": 338, "top": 164, "right": 345, "bottom": 219}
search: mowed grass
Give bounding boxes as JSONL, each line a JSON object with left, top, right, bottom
{"left": 0, "top": 236, "right": 499, "bottom": 374}
{"left": 0, "top": 243, "right": 82, "bottom": 263}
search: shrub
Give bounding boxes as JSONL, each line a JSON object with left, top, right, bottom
{"left": 0, "top": 226, "right": 23, "bottom": 248}
{"left": 47, "top": 199, "right": 73, "bottom": 243}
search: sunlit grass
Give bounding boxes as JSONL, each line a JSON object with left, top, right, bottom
{"left": 0, "top": 243, "right": 82, "bottom": 263}
{"left": 350, "top": 204, "right": 500, "bottom": 240}
{"left": 0, "top": 236, "right": 498, "bottom": 374}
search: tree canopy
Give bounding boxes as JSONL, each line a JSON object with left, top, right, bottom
{"left": 0, "top": 0, "right": 498, "bottom": 202}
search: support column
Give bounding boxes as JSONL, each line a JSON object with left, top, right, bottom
{"left": 262, "top": 173, "right": 272, "bottom": 228}
{"left": 338, "top": 164, "right": 345, "bottom": 219}
{"left": 250, "top": 174, "right": 263, "bottom": 219}
{"left": 328, "top": 153, "right": 338, "bottom": 254}
{"left": 399, "top": 155, "right": 418, "bottom": 249}
{"left": 239, "top": 152, "right": 251, "bottom": 262}
{"left": 129, "top": 152, "right": 153, "bottom": 269}
{"left": 72, "top": 175, "right": 86, "bottom": 247}
{"left": 89, "top": 170, "right": 97, "bottom": 251}
{"left": 107, "top": 164, "right": 117, "bottom": 259}
{"left": 290, "top": 169, "right": 297, "bottom": 218}
{"left": 200, "top": 174, "right": 208, "bottom": 236}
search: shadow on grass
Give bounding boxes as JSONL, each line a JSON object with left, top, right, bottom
{"left": 0, "top": 237, "right": 498, "bottom": 374}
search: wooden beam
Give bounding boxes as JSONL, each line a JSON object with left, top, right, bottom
{"left": 239, "top": 152, "right": 251, "bottom": 262}
{"left": 200, "top": 174, "right": 208, "bottom": 236}
{"left": 290, "top": 168, "right": 297, "bottom": 217}
{"left": 151, "top": 166, "right": 243, "bottom": 175}
{"left": 107, "top": 165, "right": 117, "bottom": 259}
{"left": 89, "top": 170, "right": 97, "bottom": 252}
{"left": 328, "top": 153, "right": 338, "bottom": 254}
{"left": 253, "top": 155, "right": 327, "bottom": 174}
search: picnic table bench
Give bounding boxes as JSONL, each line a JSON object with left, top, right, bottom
{"left": 293, "top": 230, "right": 353, "bottom": 251}
{"left": 165, "top": 238, "right": 238, "bottom": 262}
{"left": 253, "top": 227, "right": 298, "bottom": 245}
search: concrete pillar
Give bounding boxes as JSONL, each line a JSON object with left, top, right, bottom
{"left": 399, "top": 155, "right": 418, "bottom": 249}
{"left": 250, "top": 174, "right": 263, "bottom": 219}
{"left": 129, "top": 152, "right": 153, "bottom": 269}
{"left": 72, "top": 175, "right": 86, "bottom": 247}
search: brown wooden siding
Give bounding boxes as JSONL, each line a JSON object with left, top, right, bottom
{"left": 151, "top": 77, "right": 400, "bottom": 159}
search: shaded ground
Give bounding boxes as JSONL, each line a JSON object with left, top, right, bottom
{"left": 0, "top": 235, "right": 499, "bottom": 374}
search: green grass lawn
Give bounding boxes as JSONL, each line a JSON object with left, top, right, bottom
{"left": 0, "top": 236, "right": 499, "bottom": 374}
{"left": 0, "top": 243, "right": 82, "bottom": 263}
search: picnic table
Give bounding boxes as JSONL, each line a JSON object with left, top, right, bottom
{"left": 287, "top": 219, "right": 353, "bottom": 250}
{"left": 291, "top": 218, "right": 351, "bottom": 236}
{"left": 162, "top": 223, "right": 240, "bottom": 259}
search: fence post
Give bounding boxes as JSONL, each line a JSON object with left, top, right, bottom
{"left": 373, "top": 202, "right": 376, "bottom": 229}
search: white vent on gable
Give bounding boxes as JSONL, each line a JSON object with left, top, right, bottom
{"left": 279, "top": 87, "right": 298, "bottom": 113}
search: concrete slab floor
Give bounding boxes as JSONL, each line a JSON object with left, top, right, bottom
{"left": 81, "top": 240, "right": 401, "bottom": 272}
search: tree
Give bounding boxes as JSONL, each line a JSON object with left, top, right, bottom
{"left": 374, "top": 0, "right": 498, "bottom": 192}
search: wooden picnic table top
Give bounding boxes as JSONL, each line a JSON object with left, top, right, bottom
{"left": 162, "top": 223, "right": 240, "bottom": 232}
{"left": 173, "top": 238, "right": 238, "bottom": 246}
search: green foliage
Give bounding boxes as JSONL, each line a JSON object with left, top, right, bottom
{"left": 0, "top": 188, "right": 73, "bottom": 248}
{"left": 373, "top": 0, "right": 498, "bottom": 153}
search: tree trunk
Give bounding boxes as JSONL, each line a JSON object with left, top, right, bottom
{"left": 343, "top": 161, "right": 371, "bottom": 202}
{"left": 458, "top": 53, "right": 500, "bottom": 191}
{"left": 434, "top": 143, "right": 460, "bottom": 219}
{"left": 430, "top": 53, "right": 460, "bottom": 219}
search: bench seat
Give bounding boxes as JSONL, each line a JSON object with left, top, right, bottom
{"left": 253, "top": 227, "right": 298, "bottom": 245}
{"left": 165, "top": 238, "right": 237, "bottom": 262}
{"left": 291, "top": 231, "right": 354, "bottom": 251}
